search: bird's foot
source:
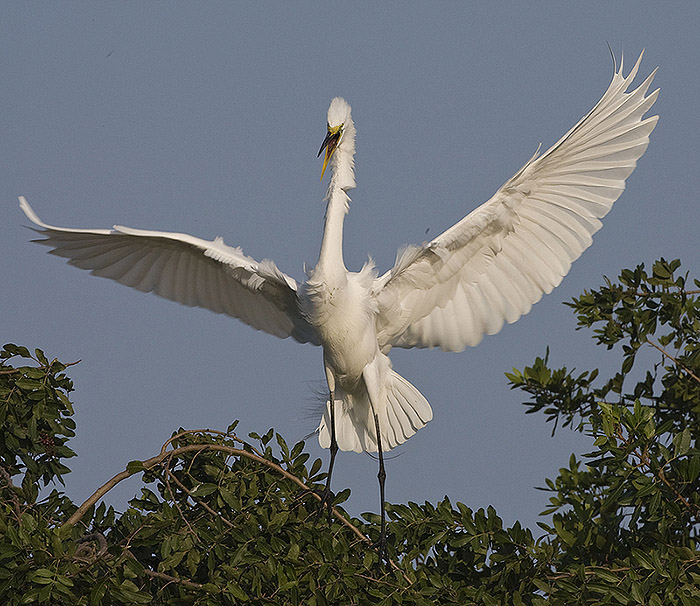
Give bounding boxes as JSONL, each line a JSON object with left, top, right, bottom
{"left": 371, "top": 530, "right": 388, "bottom": 570}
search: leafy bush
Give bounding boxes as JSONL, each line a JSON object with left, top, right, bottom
{"left": 1, "top": 259, "right": 699, "bottom": 604}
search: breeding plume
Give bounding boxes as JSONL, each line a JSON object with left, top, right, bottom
{"left": 21, "top": 53, "right": 658, "bottom": 554}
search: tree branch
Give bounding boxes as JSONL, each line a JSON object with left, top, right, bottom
{"left": 142, "top": 567, "right": 205, "bottom": 590}
{"left": 63, "top": 431, "right": 412, "bottom": 582}
{"left": 64, "top": 438, "right": 368, "bottom": 544}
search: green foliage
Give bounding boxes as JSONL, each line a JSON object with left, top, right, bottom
{"left": 508, "top": 258, "right": 700, "bottom": 603}
{"left": 0, "top": 344, "right": 76, "bottom": 502}
{"left": 2, "top": 259, "right": 699, "bottom": 604}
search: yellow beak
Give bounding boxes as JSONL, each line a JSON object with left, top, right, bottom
{"left": 318, "top": 127, "right": 342, "bottom": 180}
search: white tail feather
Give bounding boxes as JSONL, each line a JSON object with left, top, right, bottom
{"left": 318, "top": 370, "right": 433, "bottom": 453}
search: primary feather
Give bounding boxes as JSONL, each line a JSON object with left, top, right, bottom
{"left": 373, "top": 53, "right": 658, "bottom": 353}
{"left": 19, "top": 196, "right": 317, "bottom": 344}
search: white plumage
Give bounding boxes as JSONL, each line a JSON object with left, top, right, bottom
{"left": 20, "top": 53, "right": 658, "bottom": 457}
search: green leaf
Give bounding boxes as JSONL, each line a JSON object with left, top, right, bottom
{"left": 14, "top": 377, "right": 43, "bottom": 390}
{"left": 4, "top": 344, "right": 31, "bottom": 358}
{"left": 595, "top": 568, "right": 621, "bottom": 584}
{"left": 191, "top": 483, "right": 217, "bottom": 497}
{"left": 126, "top": 460, "right": 146, "bottom": 474}
{"left": 652, "top": 260, "right": 672, "bottom": 280}
{"left": 31, "top": 568, "right": 56, "bottom": 584}
{"left": 674, "top": 427, "right": 692, "bottom": 457}
{"left": 276, "top": 433, "right": 289, "bottom": 456}
{"left": 226, "top": 580, "right": 248, "bottom": 600}
{"left": 288, "top": 543, "right": 300, "bottom": 561}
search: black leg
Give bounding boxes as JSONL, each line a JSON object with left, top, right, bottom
{"left": 373, "top": 412, "right": 387, "bottom": 564}
{"left": 324, "top": 393, "right": 339, "bottom": 515}
{"left": 316, "top": 392, "right": 337, "bottom": 523}
{"left": 327, "top": 390, "right": 338, "bottom": 488}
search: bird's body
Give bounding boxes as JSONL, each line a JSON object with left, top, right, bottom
{"left": 302, "top": 97, "right": 432, "bottom": 454}
{"left": 20, "top": 53, "right": 658, "bottom": 463}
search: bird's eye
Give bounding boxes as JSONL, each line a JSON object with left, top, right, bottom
{"left": 328, "top": 124, "right": 343, "bottom": 137}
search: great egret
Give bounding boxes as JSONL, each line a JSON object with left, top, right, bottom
{"left": 20, "top": 52, "right": 658, "bottom": 558}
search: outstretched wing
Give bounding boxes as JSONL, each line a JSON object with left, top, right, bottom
{"left": 374, "top": 52, "right": 659, "bottom": 352}
{"left": 20, "top": 197, "right": 319, "bottom": 345}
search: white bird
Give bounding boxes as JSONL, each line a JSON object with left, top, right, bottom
{"left": 20, "top": 52, "right": 658, "bottom": 556}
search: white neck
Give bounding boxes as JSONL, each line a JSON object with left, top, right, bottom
{"left": 314, "top": 111, "right": 356, "bottom": 280}
{"left": 316, "top": 187, "right": 349, "bottom": 277}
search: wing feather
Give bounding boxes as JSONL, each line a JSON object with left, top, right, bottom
{"left": 375, "top": 52, "right": 658, "bottom": 352}
{"left": 20, "top": 196, "right": 319, "bottom": 345}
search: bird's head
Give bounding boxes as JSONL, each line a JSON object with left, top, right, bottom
{"left": 318, "top": 97, "right": 355, "bottom": 181}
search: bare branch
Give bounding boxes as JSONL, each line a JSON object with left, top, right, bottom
{"left": 63, "top": 433, "right": 411, "bottom": 582}
{"left": 64, "top": 440, "right": 368, "bottom": 543}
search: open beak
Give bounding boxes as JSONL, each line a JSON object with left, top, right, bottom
{"left": 318, "top": 127, "right": 342, "bottom": 180}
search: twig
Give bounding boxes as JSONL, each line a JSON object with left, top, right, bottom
{"left": 161, "top": 455, "right": 198, "bottom": 535}
{"left": 121, "top": 547, "right": 206, "bottom": 590}
{"left": 632, "top": 289, "right": 700, "bottom": 297}
{"left": 142, "top": 567, "right": 205, "bottom": 590}
{"left": 646, "top": 339, "right": 700, "bottom": 385}
{"left": 657, "top": 466, "right": 697, "bottom": 513}
{"left": 546, "top": 565, "right": 631, "bottom": 581}
{"left": 0, "top": 466, "right": 22, "bottom": 522}
{"left": 162, "top": 458, "right": 235, "bottom": 529}
{"left": 0, "top": 359, "right": 81, "bottom": 374}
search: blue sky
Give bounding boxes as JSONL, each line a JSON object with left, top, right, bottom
{"left": 3, "top": 4, "right": 699, "bottom": 531}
